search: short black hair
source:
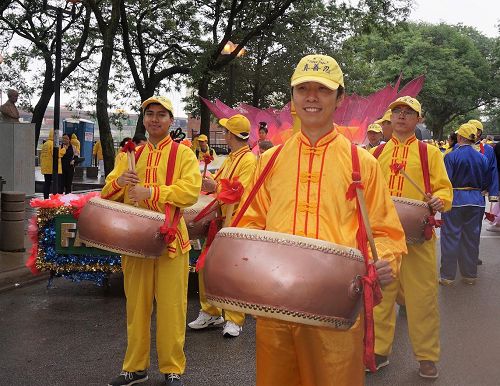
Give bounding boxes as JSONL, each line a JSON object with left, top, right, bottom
{"left": 258, "top": 122, "right": 268, "bottom": 134}
{"left": 144, "top": 103, "right": 174, "bottom": 119}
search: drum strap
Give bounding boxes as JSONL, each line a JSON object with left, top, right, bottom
{"left": 160, "top": 141, "right": 182, "bottom": 245}
{"left": 372, "top": 142, "right": 386, "bottom": 159}
{"left": 348, "top": 143, "right": 382, "bottom": 373}
{"left": 213, "top": 146, "right": 251, "bottom": 181}
{"left": 418, "top": 141, "right": 431, "bottom": 194}
{"left": 231, "top": 145, "right": 284, "bottom": 227}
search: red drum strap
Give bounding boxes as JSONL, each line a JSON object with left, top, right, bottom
{"left": 418, "top": 141, "right": 431, "bottom": 194}
{"left": 159, "top": 141, "right": 181, "bottom": 244}
{"left": 349, "top": 143, "right": 382, "bottom": 373}
{"left": 372, "top": 142, "right": 386, "bottom": 159}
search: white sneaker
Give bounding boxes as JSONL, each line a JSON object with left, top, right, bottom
{"left": 188, "top": 311, "right": 224, "bottom": 330}
{"left": 222, "top": 321, "right": 242, "bottom": 337}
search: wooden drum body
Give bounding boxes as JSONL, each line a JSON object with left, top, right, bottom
{"left": 203, "top": 227, "right": 366, "bottom": 329}
{"left": 392, "top": 196, "right": 431, "bottom": 244}
{"left": 78, "top": 197, "right": 166, "bottom": 257}
{"left": 183, "top": 194, "right": 220, "bottom": 240}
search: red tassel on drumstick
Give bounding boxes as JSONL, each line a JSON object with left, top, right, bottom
{"left": 485, "top": 202, "right": 496, "bottom": 222}
{"left": 202, "top": 154, "right": 214, "bottom": 178}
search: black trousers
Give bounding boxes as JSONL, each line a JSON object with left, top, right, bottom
{"left": 59, "top": 168, "right": 74, "bottom": 194}
{"left": 43, "top": 174, "right": 53, "bottom": 199}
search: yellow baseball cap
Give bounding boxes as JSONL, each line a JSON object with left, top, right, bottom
{"left": 388, "top": 96, "right": 422, "bottom": 117}
{"left": 455, "top": 123, "right": 477, "bottom": 141}
{"left": 197, "top": 134, "right": 208, "bottom": 142}
{"left": 468, "top": 119, "right": 483, "bottom": 131}
{"left": 141, "top": 96, "right": 174, "bottom": 115}
{"left": 291, "top": 54, "right": 344, "bottom": 90}
{"left": 367, "top": 123, "right": 383, "bottom": 133}
{"left": 219, "top": 114, "right": 251, "bottom": 140}
{"left": 375, "top": 109, "right": 392, "bottom": 124}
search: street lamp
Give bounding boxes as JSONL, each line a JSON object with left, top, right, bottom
{"left": 43, "top": 0, "right": 80, "bottom": 195}
{"left": 221, "top": 41, "right": 245, "bottom": 107}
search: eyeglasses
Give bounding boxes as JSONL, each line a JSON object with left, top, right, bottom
{"left": 392, "top": 107, "right": 417, "bottom": 117}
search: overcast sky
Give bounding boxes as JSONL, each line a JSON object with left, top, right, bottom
{"left": 409, "top": 0, "right": 499, "bottom": 37}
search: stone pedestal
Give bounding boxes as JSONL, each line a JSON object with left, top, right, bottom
{"left": 0, "top": 123, "right": 35, "bottom": 195}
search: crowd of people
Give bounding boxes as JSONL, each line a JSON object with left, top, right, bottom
{"left": 35, "top": 52, "right": 499, "bottom": 386}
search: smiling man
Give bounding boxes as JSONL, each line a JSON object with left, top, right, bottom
{"left": 370, "top": 96, "right": 453, "bottom": 379}
{"left": 235, "top": 54, "right": 407, "bottom": 386}
{"left": 102, "top": 96, "right": 201, "bottom": 386}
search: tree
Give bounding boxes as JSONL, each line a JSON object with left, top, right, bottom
{"left": 193, "top": 0, "right": 411, "bottom": 112}
{"left": 0, "top": 0, "right": 99, "bottom": 150}
{"left": 87, "top": 0, "right": 122, "bottom": 176}
{"left": 339, "top": 22, "right": 500, "bottom": 139}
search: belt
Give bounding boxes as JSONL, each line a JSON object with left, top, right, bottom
{"left": 453, "top": 187, "right": 481, "bottom": 190}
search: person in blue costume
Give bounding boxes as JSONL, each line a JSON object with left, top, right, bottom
{"left": 440, "top": 123, "right": 491, "bottom": 286}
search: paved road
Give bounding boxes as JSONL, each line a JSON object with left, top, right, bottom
{"left": 0, "top": 224, "right": 499, "bottom": 386}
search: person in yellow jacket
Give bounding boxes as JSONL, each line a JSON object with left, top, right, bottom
{"left": 70, "top": 133, "right": 80, "bottom": 155}
{"left": 188, "top": 114, "right": 257, "bottom": 338}
{"left": 103, "top": 96, "right": 201, "bottom": 386}
{"left": 370, "top": 96, "right": 453, "bottom": 379}
{"left": 40, "top": 129, "right": 65, "bottom": 199}
{"left": 93, "top": 140, "right": 104, "bottom": 176}
{"left": 236, "top": 54, "right": 407, "bottom": 386}
{"left": 194, "top": 134, "right": 217, "bottom": 161}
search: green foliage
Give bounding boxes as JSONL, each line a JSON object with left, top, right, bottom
{"left": 339, "top": 22, "right": 500, "bottom": 139}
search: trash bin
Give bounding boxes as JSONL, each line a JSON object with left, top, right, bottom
{"left": 0, "top": 191, "right": 26, "bottom": 252}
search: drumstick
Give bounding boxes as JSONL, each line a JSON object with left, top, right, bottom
{"left": 391, "top": 163, "right": 427, "bottom": 197}
{"left": 223, "top": 203, "right": 235, "bottom": 228}
{"left": 355, "top": 187, "right": 379, "bottom": 262}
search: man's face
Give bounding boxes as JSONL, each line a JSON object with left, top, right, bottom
{"left": 143, "top": 104, "right": 172, "bottom": 139}
{"left": 390, "top": 104, "right": 419, "bottom": 137}
{"left": 381, "top": 121, "right": 393, "bottom": 141}
{"left": 258, "top": 129, "right": 267, "bottom": 141}
{"left": 367, "top": 131, "right": 382, "bottom": 145}
{"left": 292, "top": 82, "right": 339, "bottom": 131}
{"left": 199, "top": 141, "right": 208, "bottom": 151}
{"left": 62, "top": 135, "right": 70, "bottom": 145}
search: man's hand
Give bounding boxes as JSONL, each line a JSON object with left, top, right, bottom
{"left": 425, "top": 193, "right": 444, "bottom": 212}
{"left": 373, "top": 259, "right": 393, "bottom": 287}
{"left": 129, "top": 185, "right": 151, "bottom": 203}
{"left": 117, "top": 170, "right": 139, "bottom": 187}
{"left": 202, "top": 177, "right": 217, "bottom": 193}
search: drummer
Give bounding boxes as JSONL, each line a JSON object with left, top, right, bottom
{"left": 370, "top": 96, "right": 453, "bottom": 379}
{"left": 375, "top": 109, "right": 393, "bottom": 141}
{"left": 195, "top": 134, "right": 216, "bottom": 161}
{"left": 236, "top": 54, "right": 407, "bottom": 385}
{"left": 364, "top": 123, "right": 385, "bottom": 151}
{"left": 102, "top": 96, "right": 201, "bottom": 386}
{"left": 188, "top": 114, "right": 257, "bottom": 337}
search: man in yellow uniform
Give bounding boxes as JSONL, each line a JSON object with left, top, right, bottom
{"left": 371, "top": 96, "right": 453, "bottom": 379}
{"left": 365, "top": 123, "right": 385, "bottom": 151}
{"left": 92, "top": 139, "right": 104, "bottom": 176}
{"left": 103, "top": 96, "right": 201, "bottom": 386}
{"left": 235, "top": 54, "right": 407, "bottom": 386}
{"left": 70, "top": 133, "right": 81, "bottom": 155}
{"left": 40, "top": 129, "right": 65, "bottom": 199}
{"left": 375, "top": 109, "right": 393, "bottom": 141}
{"left": 189, "top": 114, "right": 257, "bottom": 337}
{"left": 194, "top": 134, "right": 217, "bottom": 161}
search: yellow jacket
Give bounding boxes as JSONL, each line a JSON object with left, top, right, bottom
{"left": 40, "top": 129, "right": 65, "bottom": 174}
{"left": 211, "top": 146, "right": 256, "bottom": 217}
{"left": 372, "top": 135, "right": 453, "bottom": 210}
{"left": 71, "top": 134, "right": 80, "bottom": 155}
{"left": 93, "top": 141, "right": 103, "bottom": 160}
{"left": 101, "top": 136, "right": 202, "bottom": 256}
{"left": 196, "top": 146, "right": 217, "bottom": 161}
{"left": 236, "top": 129, "right": 407, "bottom": 274}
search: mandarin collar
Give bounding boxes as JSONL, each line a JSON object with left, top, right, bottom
{"left": 299, "top": 127, "right": 338, "bottom": 147}
{"left": 390, "top": 134, "right": 417, "bottom": 146}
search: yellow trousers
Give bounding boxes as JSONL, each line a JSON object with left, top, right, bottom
{"left": 374, "top": 240, "right": 440, "bottom": 362}
{"left": 256, "top": 318, "right": 364, "bottom": 386}
{"left": 197, "top": 268, "right": 246, "bottom": 326}
{"left": 122, "top": 252, "right": 189, "bottom": 374}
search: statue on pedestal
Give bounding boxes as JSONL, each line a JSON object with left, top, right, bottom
{"left": 0, "top": 89, "right": 20, "bottom": 122}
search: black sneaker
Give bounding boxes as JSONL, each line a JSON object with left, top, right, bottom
{"left": 108, "top": 370, "right": 148, "bottom": 386}
{"left": 165, "top": 373, "right": 183, "bottom": 386}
